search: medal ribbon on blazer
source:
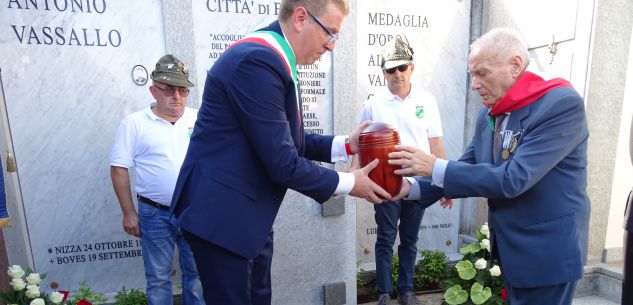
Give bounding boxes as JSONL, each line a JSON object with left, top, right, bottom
{"left": 486, "top": 71, "right": 572, "bottom": 129}
{"left": 228, "top": 31, "right": 303, "bottom": 144}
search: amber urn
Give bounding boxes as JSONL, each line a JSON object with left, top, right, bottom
{"left": 358, "top": 122, "right": 402, "bottom": 198}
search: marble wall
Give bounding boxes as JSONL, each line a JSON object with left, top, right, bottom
{"left": 1, "top": 0, "right": 167, "bottom": 293}
{"left": 584, "top": 0, "right": 633, "bottom": 263}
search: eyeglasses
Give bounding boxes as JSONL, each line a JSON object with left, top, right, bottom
{"left": 154, "top": 85, "right": 189, "bottom": 97}
{"left": 306, "top": 10, "right": 339, "bottom": 47}
{"left": 384, "top": 64, "right": 410, "bottom": 74}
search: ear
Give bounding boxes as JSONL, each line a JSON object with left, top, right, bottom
{"left": 149, "top": 85, "right": 160, "bottom": 99}
{"left": 510, "top": 55, "right": 523, "bottom": 78}
{"left": 409, "top": 63, "right": 415, "bottom": 73}
{"left": 291, "top": 6, "right": 309, "bottom": 32}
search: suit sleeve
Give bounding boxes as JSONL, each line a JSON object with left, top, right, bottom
{"left": 445, "top": 91, "right": 588, "bottom": 199}
{"left": 223, "top": 48, "right": 338, "bottom": 201}
{"left": 304, "top": 133, "right": 335, "bottom": 162}
{"left": 412, "top": 176, "right": 445, "bottom": 208}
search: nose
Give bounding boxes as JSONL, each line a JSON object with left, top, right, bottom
{"left": 470, "top": 77, "right": 481, "bottom": 91}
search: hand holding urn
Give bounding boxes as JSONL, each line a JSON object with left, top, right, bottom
{"left": 358, "top": 122, "right": 402, "bottom": 198}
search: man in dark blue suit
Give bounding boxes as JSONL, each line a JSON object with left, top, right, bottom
{"left": 390, "top": 28, "right": 590, "bottom": 305}
{"left": 170, "top": 0, "right": 390, "bottom": 304}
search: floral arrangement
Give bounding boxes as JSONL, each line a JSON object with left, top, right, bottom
{"left": 0, "top": 265, "right": 106, "bottom": 305}
{"left": 64, "top": 280, "right": 106, "bottom": 305}
{"left": 0, "top": 265, "right": 66, "bottom": 305}
{"left": 443, "top": 223, "right": 508, "bottom": 305}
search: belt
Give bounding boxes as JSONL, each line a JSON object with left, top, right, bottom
{"left": 137, "top": 195, "right": 170, "bottom": 210}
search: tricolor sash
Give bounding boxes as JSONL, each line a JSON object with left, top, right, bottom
{"left": 228, "top": 31, "right": 303, "bottom": 142}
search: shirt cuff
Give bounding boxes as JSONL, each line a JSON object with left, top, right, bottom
{"left": 432, "top": 158, "right": 448, "bottom": 188}
{"left": 331, "top": 136, "right": 349, "bottom": 162}
{"left": 404, "top": 177, "right": 420, "bottom": 200}
{"left": 334, "top": 172, "right": 355, "bottom": 195}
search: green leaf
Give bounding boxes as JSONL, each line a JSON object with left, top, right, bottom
{"left": 391, "top": 254, "right": 399, "bottom": 293}
{"left": 476, "top": 229, "right": 484, "bottom": 241}
{"left": 0, "top": 293, "right": 16, "bottom": 303}
{"left": 459, "top": 242, "right": 481, "bottom": 255}
{"left": 455, "top": 260, "right": 476, "bottom": 280}
{"left": 470, "top": 282, "right": 492, "bottom": 305}
{"left": 115, "top": 288, "right": 148, "bottom": 305}
{"left": 444, "top": 284, "right": 468, "bottom": 305}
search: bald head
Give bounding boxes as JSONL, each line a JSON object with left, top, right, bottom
{"left": 470, "top": 28, "right": 530, "bottom": 71}
{"left": 467, "top": 28, "right": 530, "bottom": 106}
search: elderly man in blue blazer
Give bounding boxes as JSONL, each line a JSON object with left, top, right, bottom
{"left": 390, "top": 28, "right": 590, "bottom": 305}
{"left": 170, "top": 0, "right": 391, "bottom": 304}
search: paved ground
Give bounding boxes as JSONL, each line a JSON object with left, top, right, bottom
{"left": 358, "top": 292, "right": 441, "bottom": 305}
{"left": 358, "top": 293, "right": 620, "bottom": 305}
{"left": 572, "top": 295, "right": 619, "bottom": 305}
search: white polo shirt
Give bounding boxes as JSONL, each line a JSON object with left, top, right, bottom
{"left": 360, "top": 86, "right": 443, "bottom": 153}
{"left": 110, "top": 104, "right": 197, "bottom": 206}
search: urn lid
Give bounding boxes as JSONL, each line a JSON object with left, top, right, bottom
{"left": 358, "top": 122, "right": 400, "bottom": 146}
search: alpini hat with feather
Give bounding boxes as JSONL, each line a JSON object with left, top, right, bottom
{"left": 150, "top": 54, "right": 195, "bottom": 87}
{"left": 380, "top": 34, "right": 414, "bottom": 70}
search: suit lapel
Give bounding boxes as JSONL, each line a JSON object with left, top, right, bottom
{"left": 506, "top": 102, "right": 531, "bottom": 130}
{"left": 477, "top": 111, "right": 494, "bottom": 164}
{"left": 494, "top": 103, "right": 531, "bottom": 165}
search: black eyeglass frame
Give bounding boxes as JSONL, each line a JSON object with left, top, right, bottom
{"left": 154, "top": 85, "right": 190, "bottom": 97}
{"left": 384, "top": 64, "right": 411, "bottom": 74}
{"left": 306, "top": 10, "right": 339, "bottom": 47}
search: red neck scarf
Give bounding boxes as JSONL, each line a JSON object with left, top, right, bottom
{"left": 487, "top": 71, "right": 572, "bottom": 116}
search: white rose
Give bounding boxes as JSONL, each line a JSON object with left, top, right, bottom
{"left": 481, "top": 223, "right": 490, "bottom": 238}
{"left": 50, "top": 291, "right": 65, "bottom": 304}
{"left": 25, "top": 284, "right": 40, "bottom": 298}
{"left": 480, "top": 238, "right": 490, "bottom": 251}
{"left": 30, "top": 298, "right": 45, "bottom": 305}
{"left": 490, "top": 265, "right": 501, "bottom": 277}
{"left": 7, "top": 265, "right": 25, "bottom": 279}
{"left": 475, "top": 258, "right": 487, "bottom": 269}
{"left": 26, "top": 273, "right": 42, "bottom": 285}
{"left": 10, "top": 278, "right": 26, "bottom": 291}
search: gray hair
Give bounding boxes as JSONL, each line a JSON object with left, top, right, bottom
{"left": 471, "top": 28, "right": 530, "bottom": 69}
{"left": 278, "top": 0, "right": 349, "bottom": 21}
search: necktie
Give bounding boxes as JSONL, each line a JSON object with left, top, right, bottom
{"left": 493, "top": 114, "right": 506, "bottom": 162}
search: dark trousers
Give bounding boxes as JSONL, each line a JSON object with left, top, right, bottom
{"left": 623, "top": 191, "right": 633, "bottom": 305}
{"left": 504, "top": 281, "right": 577, "bottom": 305}
{"left": 183, "top": 230, "right": 273, "bottom": 305}
{"left": 374, "top": 199, "right": 426, "bottom": 294}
